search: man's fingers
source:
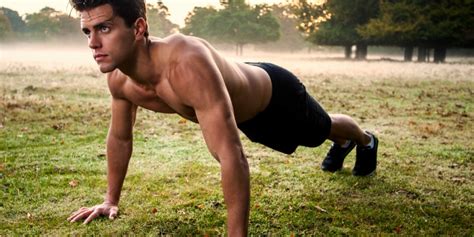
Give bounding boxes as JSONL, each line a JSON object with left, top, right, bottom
{"left": 68, "top": 210, "right": 86, "bottom": 222}
{"left": 109, "top": 206, "right": 118, "bottom": 220}
{"left": 68, "top": 205, "right": 116, "bottom": 223}
{"left": 83, "top": 209, "right": 100, "bottom": 224}
{"left": 69, "top": 209, "right": 93, "bottom": 222}
{"left": 69, "top": 210, "right": 90, "bottom": 222}
{"left": 67, "top": 207, "right": 88, "bottom": 221}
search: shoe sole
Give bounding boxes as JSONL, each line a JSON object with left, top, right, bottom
{"left": 353, "top": 169, "right": 376, "bottom": 177}
{"left": 321, "top": 167, "right": 342, "bottom": 172}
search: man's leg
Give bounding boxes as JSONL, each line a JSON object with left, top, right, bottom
{"left": 328, "top": 114, "right": 370, "bottom": 146}
{"left": 321, "top": 114, "right": 378, "bottom": 176}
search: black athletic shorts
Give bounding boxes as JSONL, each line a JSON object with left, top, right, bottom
{"left": 237, "top": 62, "right": 331, "bottom": 154}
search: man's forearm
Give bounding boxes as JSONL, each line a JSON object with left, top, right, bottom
{"left": 105, "top": 136, "right": 133, "bottom": 205}
{"left": 220, "top": 150, "right": 250, "bottom": 236}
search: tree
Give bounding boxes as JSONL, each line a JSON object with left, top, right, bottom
{"left": 146, "top": 1, "right": 179, "bottom": 37}
{"left": 25, "top": 7, "right": 60, "bottom": 39}
{"left": 210, "top": 4, "right": 280, "bottom": 55}
{"left": 182, "top": 6, "right": 218, "bottom": 37}
{"left": 257, "top": 3, "right": 307, "bottom": 52}
{"left": 183, "top": 1, "right": 280, "bottom": 55}
{"left": 24, "top": 7, "right": 80, "bottom": 40}
{"left": 359, "top": 0, "right": 474, "bottom": 63}
{"left": 293, "top": 0, "right": 380, "bottom": 59}
{"left": 57, "top": 13, "right": 82, "bottom": 39}
{"left": 422, "top": 0, "right": 474, "bottom": 62}
{"left": 0, "top": 7, "right": 26, "bottom": 33}
{"left": 0, "top": 12, "right": 13, "bottom": 40}
{"left": 357, "top": 1, "right": 420, "bottom": 61}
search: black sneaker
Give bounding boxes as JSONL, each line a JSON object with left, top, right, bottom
{"left": 352, "top": 132, "right": 378, "bottom": 176}
{"left": 321, "top": 140, "right": 356, "bottom": 172}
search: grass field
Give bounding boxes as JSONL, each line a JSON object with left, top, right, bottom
{"left": 1, "top": 49, "right": 473, "bottom": 235}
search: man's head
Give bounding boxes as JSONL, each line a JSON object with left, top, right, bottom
{"left": 71, "top": 0, "right": 149, "bottom": 73}
{"left": 70, "top": 0, "right": 148, "bottom": 37}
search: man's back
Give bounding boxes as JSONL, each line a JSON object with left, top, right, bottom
{"left": 107, "top": 33, "right": 272, "bottom": 123}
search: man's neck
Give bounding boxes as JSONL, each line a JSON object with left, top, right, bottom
{"left": 118, "top": 38, "right": 160, "bottom": 86}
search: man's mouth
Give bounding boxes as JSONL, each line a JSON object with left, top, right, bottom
{"left": 94, "top": 53, "right": 107, "bottom": 62}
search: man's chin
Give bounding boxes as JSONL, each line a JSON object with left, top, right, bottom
{"left": 98, "top": 64, "right": 116, "bottom": 73}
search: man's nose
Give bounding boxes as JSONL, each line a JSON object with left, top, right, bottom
{"left": 88, "top": 32, "right": 101, "bottom": 49}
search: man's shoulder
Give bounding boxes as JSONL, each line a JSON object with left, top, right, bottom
{"left": 161, "top": 33, "right": 205, "bottom": 47}
{"left": 158, "top": 33, "right": 212, "bottom": 59}
{"left": 106, "top": 70, "right": 128, "bottom": 98}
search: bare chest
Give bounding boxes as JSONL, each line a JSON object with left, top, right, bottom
{"left": 123, "top": 80, "right": 198, "bottom": 122}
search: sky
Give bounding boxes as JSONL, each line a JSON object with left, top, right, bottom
{"left": 0, "top": 0, "right": 287, "bottom": 26}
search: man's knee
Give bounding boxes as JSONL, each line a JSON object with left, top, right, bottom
{"left": 329, "top": 114, "right": 361, "bottom": 136}
{"left": 330, "top": 114, "right": 355, "bottom": 125}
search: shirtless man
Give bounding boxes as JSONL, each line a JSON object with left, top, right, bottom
{"left": 67, "top": 0, "right": 378, "bottom": 235}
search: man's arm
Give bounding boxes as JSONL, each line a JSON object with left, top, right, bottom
{"left": 198, "top": 101, "right": 250, "bottom": 236}
{"left": 172, "top": 48, "right": 250, "bottom": 236}
{"left": 105, "top": 96, "right": 137, "bottom": 205}
{"left": 68, "top": 95, "right": 137, "bottom": 224}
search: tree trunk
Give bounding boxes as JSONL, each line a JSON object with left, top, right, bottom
{"left": 355, "top": 43, "right": 367, "bottom": 60}
{"left": 433, "top": 47, "right": 446, "bottom": 63}
{"left": 417, "top": 46, "right": 427, "bottom": 62}
{"left": 235, "top": 44, "right": 244, "bottom": 56}
{"left": 344, "top": 45, "right": 352, "bottom": 59}
{"left": 404, "top": 46, "right": 414, "bottom": 61}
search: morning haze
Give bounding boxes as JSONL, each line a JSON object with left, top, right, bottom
{"left": 1, "top": 1, "right": 473, "bottom": 235}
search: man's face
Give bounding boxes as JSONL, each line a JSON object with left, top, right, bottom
{"left": 80, "top": 4, "right": 136, "bottom": 73}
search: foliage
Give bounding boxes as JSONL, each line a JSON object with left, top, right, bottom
{"left": 219, "top": 0, "right": 247, "bottom": 8}
{"left": 206, "top": 4, "right": 280, "bottom": 45}
{"left": 146, "top": 1, "right": 179, "bottom": 37}
{"left": 257, "top": 4, "right": 307, "bottom": 52}
{"left": 293, "top": 0, "right": 379, "bottom": 46}
{"left": 0, "top": 7, "right": 26, "bottom": 33}
{"left": 181, "top": 7, "right": 218, "bottom": 37}
{"left": 293, "top": 0, "right": 474, "bottom": 61}
{"left": 0, "top": 1, "right": 180, "bottom": 42}
{"left": 357, "top": 1, "right": 418, "bottom": 46}
{"left": 358, "top": 0, "right": 474, "bottom": 48}
{"left": 182, "top": 1, "right": 280, "bottom": 55}
{"left": 0, "top": 12, "right": 12, "bottom": 40}
{"left": 22, "top": 7, "right": 81, "bottom": 40}
{"left": 292, "top": 0, "right": 324, "bottom": 40}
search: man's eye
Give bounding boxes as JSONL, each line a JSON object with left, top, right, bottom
{"left": 100, "top": 26, "right": 110, "bottom": 33}
{"left": 83, "top": 30, "right": 91, "bottom": 38}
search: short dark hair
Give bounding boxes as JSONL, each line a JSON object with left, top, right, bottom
{"left": 70, "top": 0, "right": 148, "bottom": 37}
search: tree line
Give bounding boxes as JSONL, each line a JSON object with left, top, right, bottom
{"left": 184, "top": 0, "right": 473, "bottom": 62}
{"left": 182, "top": 0, "right": 281, "bottom": 55}
{"left": 293, "top": 0, "right": 474, "bottom": 62}
{"left": 0, "top": 6, "right": 81, "bottom": 41}
{"left": 1, "top": 0, "right": 473, "bottom": 62}
{"left": 0, "top": 2, "right": 178, "bottom": 42}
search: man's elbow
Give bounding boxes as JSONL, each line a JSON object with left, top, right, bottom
{"left": 218, "top": 146, "right": 248, "bottom": 171}
{"left": 107, "top": 133, "right": 133, "bottom": 148}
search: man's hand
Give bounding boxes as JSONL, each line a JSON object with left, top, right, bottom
{"left": 67, "top": 202, "right": 118, "bottom": 224}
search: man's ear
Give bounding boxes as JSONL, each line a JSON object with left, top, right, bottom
{"left": 134, "top": 17, "right": 148, "bottom": 40}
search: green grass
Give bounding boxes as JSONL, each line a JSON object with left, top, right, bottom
{"left": 1, "top": 60, "right": 473, "bottom": 235}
